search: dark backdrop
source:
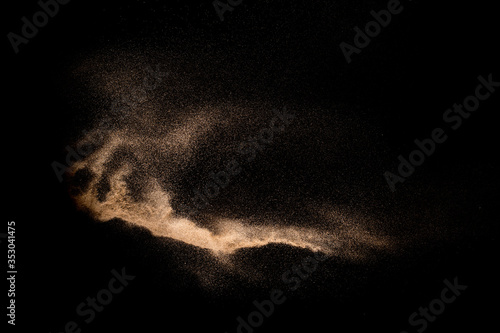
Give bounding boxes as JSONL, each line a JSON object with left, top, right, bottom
{"left": 4, "top": 1, "right": 498, "bottom": 332}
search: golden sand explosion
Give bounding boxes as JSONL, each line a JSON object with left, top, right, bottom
{"left": 70, "top": 124, "right": 391, "bottom": 259}
{"left": 65, "top": 53, "right": 393, "bottom": 261}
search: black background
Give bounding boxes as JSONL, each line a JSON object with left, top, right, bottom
{"left": 3, "top": 0, "right": 499, "bottom": 332}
